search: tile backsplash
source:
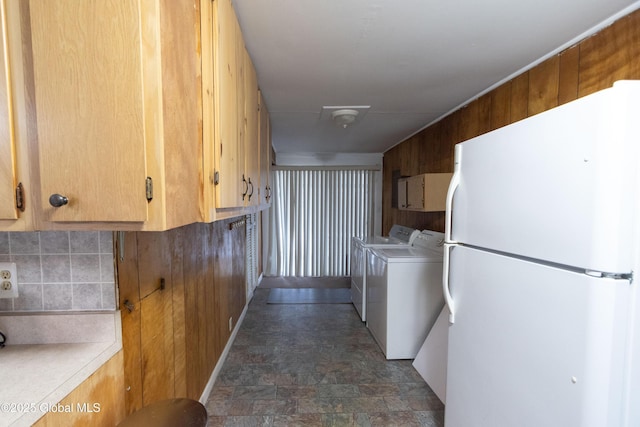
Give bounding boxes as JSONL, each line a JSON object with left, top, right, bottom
{"left": 0, "top": 231, "right": 116, "bottom": 312}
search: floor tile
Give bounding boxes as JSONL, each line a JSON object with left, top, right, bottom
{"left": 206, "top": 287, "right": 444, "bottom": 426}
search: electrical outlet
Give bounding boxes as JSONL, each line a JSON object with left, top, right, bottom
{"left": 0, "top": 262, "right": 18, "bottom": 299}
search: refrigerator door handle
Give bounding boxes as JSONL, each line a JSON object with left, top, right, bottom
{"left": 445, "top": 145, "right": 462, "bottom": 243}
{"left": 443, "top": 145, "right": 461, "bottom": 324}
{"left": 443, "top": 242, "right": 456, "bottom": 323}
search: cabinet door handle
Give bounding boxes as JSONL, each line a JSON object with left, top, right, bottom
{"left": 49, "top": 194, "right": 69, "bottom": 207}
{"left": 247, "top": 178, "right": 254, "bottom": 200}
{"left": 242, "top": 175, "right": 248, "bottom": 200}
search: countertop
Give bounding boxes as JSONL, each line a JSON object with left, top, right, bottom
{"left": 0, "top": 312, "right": 122, "bottom": 427}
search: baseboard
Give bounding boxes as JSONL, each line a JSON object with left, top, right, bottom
{"left": 198, "top": 302, "right": 249, "bottom": 404}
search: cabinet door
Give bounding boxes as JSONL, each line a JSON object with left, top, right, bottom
{"left": 406, "top": 175, "right": 425, "bottom": 210}
{"left": 244, "top": 50, "right": 259, "bottom": 206}
{"left": 423, "top": 173, "right": 452, "bottom": 212}
{"left": 29, "top": 0, "right": 148, "bottom": 222}
{"left": 0, "top": 0, "right": 16, "bottom": 220}
{"left": 397, "top": 177, "right": 408, "bottom": 209}
{"left": 0, "top": 0, "right": 33, "bottom": 230}
{"left": 118, "top": 231, "right": 175, "bottom": 415}
{"left": 136, "top": 232, "right": 175, "bottom": 407}
{"left": 214, "top": 0, "right": 243, "bottom": 209}
{"left": 258, "top": 90, "right": 271, "bottom": 205}
{"left": 234, "top": 23, "right": 246, "bottom": 205}
{"left": 201, "top": 0, "right": 216, "bottom": 221}
{"left": 0, "top": 2, "right": 18, "bottom": 219}
{"left": 140, "top": 284, "right": 175, "bottom": 405}
{"left": 32, "top": 351, "right": 126, "bottom": 426}
{"left": 116, "top": 232, "right": 143, "bottom": 415}
{"left": 398, "top": 173, "right": 452, "bottom": 211}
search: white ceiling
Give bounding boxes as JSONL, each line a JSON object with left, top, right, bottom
{"left": 233, "top": 0, "right": 640, "bottom": 156}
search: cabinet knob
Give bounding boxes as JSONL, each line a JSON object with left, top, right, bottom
{"left": 49, "top": 194, "right": 69, "bottom": 207}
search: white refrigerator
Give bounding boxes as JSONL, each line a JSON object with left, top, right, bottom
{"left": 442, "top": 80, "right": 640, "bottom": 427}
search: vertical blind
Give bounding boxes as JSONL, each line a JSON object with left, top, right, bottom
{"left": 266, "top": 168, "right": 375, "bottom": 277}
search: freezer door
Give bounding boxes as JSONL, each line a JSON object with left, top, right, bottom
{"left": 445, "top": 246, "right": 631, "bottom": 427}
{"left": 450, "top": 81, "right": 640, "bottom": 273}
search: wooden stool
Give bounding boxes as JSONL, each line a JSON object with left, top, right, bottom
{"left": 117, "top": 398, "right": 207, "bottom": 427}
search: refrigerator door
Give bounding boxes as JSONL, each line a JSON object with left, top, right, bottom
{"left": 446, "top": 245, "right": 631, "bottom": 427}
{"left": 450, "top": 81, "right": 640, "bottom": 273}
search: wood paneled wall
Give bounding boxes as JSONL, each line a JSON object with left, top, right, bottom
{"left": 383, "top": 9, "right": 640, "bottom": 234}
{"left": 117, "top": 218, "right": 246, "bottom": 415}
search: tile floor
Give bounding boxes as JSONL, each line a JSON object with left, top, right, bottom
{"left": 205, "top": 287, "right": 444, "bottom": 426}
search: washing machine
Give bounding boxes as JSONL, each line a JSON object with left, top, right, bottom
{"left": 366, "top": 230, "right": 445, "bottom": 359}
{"left": 350, "top": 224, "right": 420, "bottom": 322}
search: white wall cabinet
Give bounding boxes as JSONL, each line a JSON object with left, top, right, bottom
{"left": 398, "top": 173, "right": 452, "bottom": 212}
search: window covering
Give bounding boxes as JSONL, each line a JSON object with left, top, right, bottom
{"left": 266, "top": 168, "right": 375, "bottom": 277}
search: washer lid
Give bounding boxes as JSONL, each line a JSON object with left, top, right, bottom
{"left": 388, "top": 224, "right": 420, "bottom": 243}
{"left": 370, "top": 246, "right": 444, "bottom": 263}
{"left": 413, "top": 230, "right": 446, "bottom": 251}
{"left": 357, "top": 235, "right": 406, "bottom": 245}
{"left": 358, "top": 236, "right": 409, "bottom": 248}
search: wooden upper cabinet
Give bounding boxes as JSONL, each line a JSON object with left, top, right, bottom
{"left": 27, "top": 0, "right": 202, "bottom": 230}
{"left": 213, "top": 0, "right": 242, "bottom": 211}
{"left": 19, "top": 0, "right": 266, "bottom": 228}
{"left": 29, "top": 0, "right": 147, "bottom": 223}
{"left": 258, "top": 90, "right": 272, "bottom": 206}
{"left": 244, "top": 50, "right": 259, "bottom": 207}
{"left": 201, "top": 0, "right": 216, "bottom": 222}
{"left": 234, "top": 22, "right": 246, "bottom": 206}
{"left": 0, "top": 1, "right": 33, "bottom": 230}
{"left": 398, "top": 173, "right": 452, "bottom": 212}
{"left": 0, "top": 0, "right": 17, "bottom": 221}
{"left": 210, "top": 0, "right": 266, "bottom": 215}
